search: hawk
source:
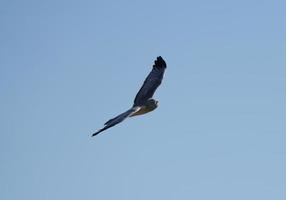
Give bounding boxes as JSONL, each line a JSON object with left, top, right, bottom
{"left": 92, "top": 56, "right": 167, "bottom": 137}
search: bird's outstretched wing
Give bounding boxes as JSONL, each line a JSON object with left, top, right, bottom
{"left": 133, "top": 56, "right": 167, "bottom": 106}
{"left": 92, "top": 107, "right": 140, "bottom": 137}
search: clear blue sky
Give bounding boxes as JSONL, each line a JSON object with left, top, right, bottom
{"left": 1, "top": 0, "right": 286, "bottom": 199}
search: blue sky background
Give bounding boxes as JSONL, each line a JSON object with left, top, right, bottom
{"left": 1, "top": 0, "right": 286, "bottom": 199}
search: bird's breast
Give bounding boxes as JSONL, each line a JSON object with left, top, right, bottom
{"left": 130, "top": 105, "right": 156, "bottom": 117}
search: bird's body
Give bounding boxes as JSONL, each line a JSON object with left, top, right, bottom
{"left": 92, "top": 56, "right": 167, "bottom": 137}
{"left": 130, "top": 99, "right": 158, "bottom": 117}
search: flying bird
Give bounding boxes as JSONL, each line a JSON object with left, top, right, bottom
{"left": 92, "top": 56, "right": 167, "bottom": 137}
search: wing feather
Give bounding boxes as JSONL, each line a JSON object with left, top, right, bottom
{"left": 92, "top": 107, "right": 140, "bottom": 137}
{"left": 133, "top": 56, "right": 166, "bottom": 106}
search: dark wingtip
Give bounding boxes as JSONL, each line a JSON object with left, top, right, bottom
{"left": 154, "top": 56, "right": 167, "bottom": 69}
{"left": 91, "top": 129, "right": 103, "bottom": 137}
{"left": 92, "top": 125, "right": 110, "bottom": 137}
{"left": 91, "top": 132, "right": 98, "bottom": 137}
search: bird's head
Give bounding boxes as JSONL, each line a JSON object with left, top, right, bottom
{"left": 155, "top": 100, "right": 159, "bottom": 106}
{"left": 147, "top": 99, "right": 159, "bottom": 109}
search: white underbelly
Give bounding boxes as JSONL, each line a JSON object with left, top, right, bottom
{"left": 130, "top": 106, "right": 153, "bottom": 117}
